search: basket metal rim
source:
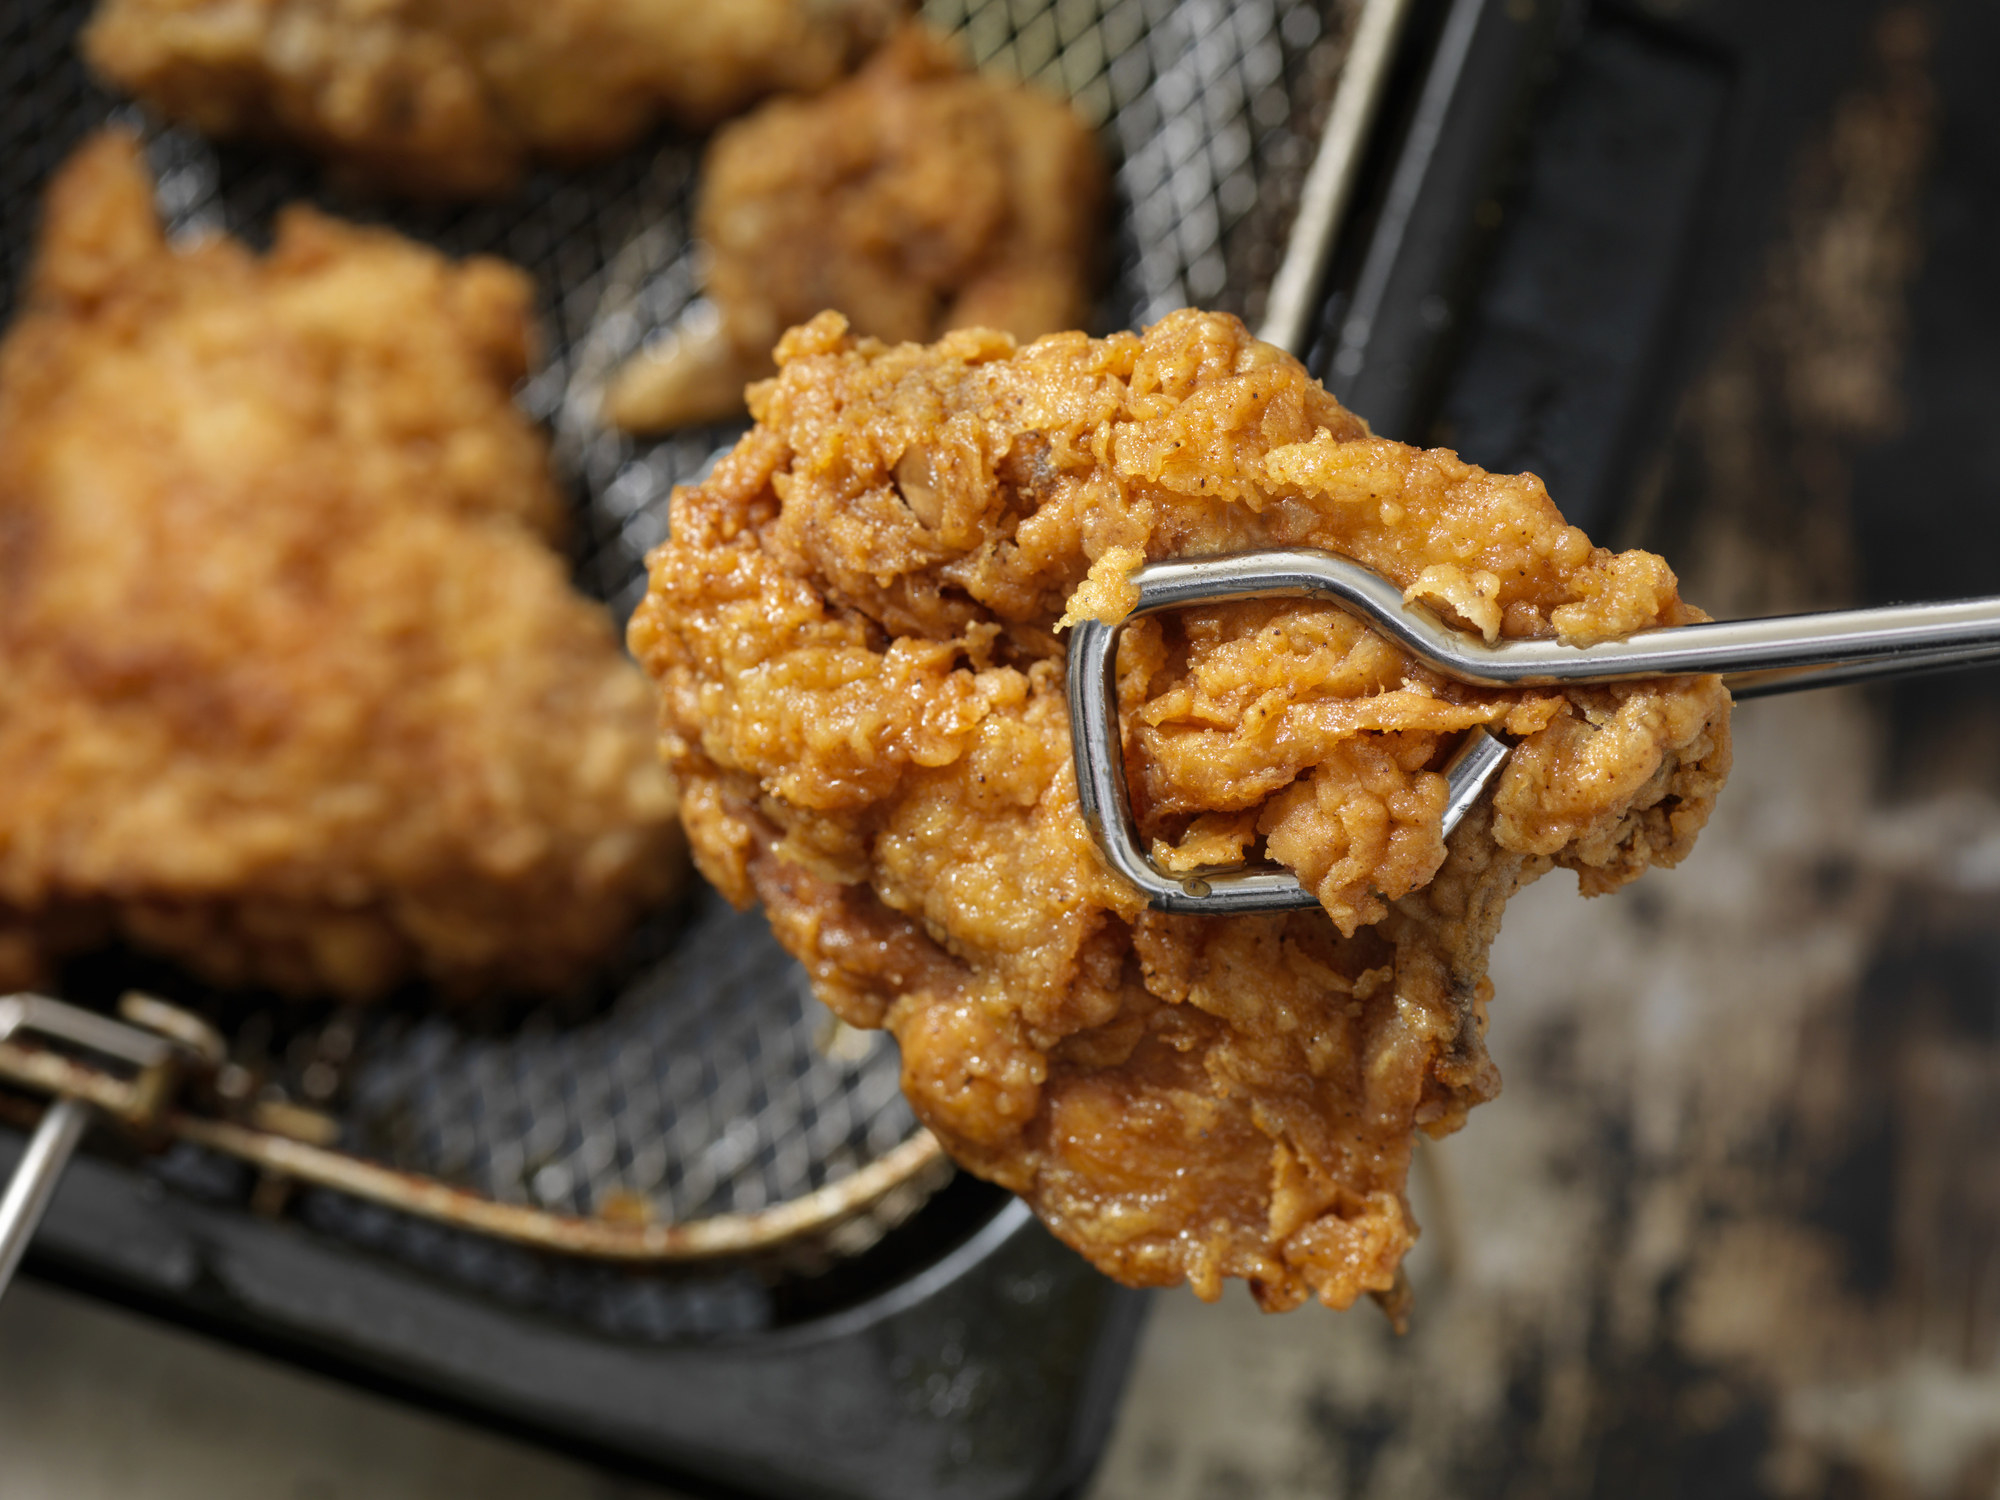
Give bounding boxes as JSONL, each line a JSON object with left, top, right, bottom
{"left": 173, "top": 1109, "right": 952, "bottom": 1261}
{"left": 0, "top": 995, "right": 951, "bottom": 1263}
{"left": 0, "top": 0, "right": 1396, "bottom": 1271}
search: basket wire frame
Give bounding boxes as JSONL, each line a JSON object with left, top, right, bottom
{"left": 0, "top": 0, "right": 1355, "bottom": 1337}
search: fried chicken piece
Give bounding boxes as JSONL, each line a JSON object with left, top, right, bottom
{"left": 0, "top": 133, "right": 684, "bottom": 1002}
{"left": 604, "top": 26, "right": 1104, "bottom": 432}
{"left": 81, "top": 0, "right": 906, "bottom": 198}
{"left": 629, "top": 310, "right": 1732, "bottom": 1312}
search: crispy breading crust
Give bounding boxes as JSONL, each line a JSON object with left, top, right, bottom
{"left": 82, "top": 0, "right": 906, "bottom": 198}
{"left": 630, "top": 310, "right": 1730, "bottom": 1310}
{"left": 604, "top": 26, "right": 1105, "bottom": 431}
{"left": 0, "top": 133, "right": 684, "bottom": 1001}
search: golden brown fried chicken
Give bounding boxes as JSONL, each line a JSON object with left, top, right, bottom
{"left": 81, "top": 0, "right": 906, "bottom": 198}
{"left": 604, "top": 26, "right": 1104, "bottom": 431}
{"left": 629, "top": 310, "right": 1731, "bottom": 1311}
{"left": 0, "top": 132, "right": 684, "bottom": 1002}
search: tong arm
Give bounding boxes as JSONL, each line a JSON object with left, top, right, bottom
{"left": 1105, "top": 550, "right": 2000, "bottom": 690}
{"left": 1067, "top": 549, "right": 2000, "bottom": 914}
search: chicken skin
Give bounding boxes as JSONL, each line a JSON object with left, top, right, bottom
{"left": 628, "top": 310, "right": 1731, "bottom": 1312}
{"left": 0, "top": 133, "right": 684, "bottom": 1002}
{"left": 82, "top": 0, "right": 906, "bottom": 197}
{"left": 604, "top": 26, "right": 1104, "bottom": 431}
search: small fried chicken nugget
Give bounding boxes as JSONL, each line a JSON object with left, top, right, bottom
{"left": 629, "top": 311, "right": 1731, "bottom": 1312}
{"left": 0, "top": 133, "right": 684, "bottom": 1001}
{"left": 605, "top": 25, "right": 1105, "bottom": 431}
{"left": 82, "top": 0, "right": 906, "bottom": 198}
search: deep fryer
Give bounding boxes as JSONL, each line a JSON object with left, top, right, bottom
{"left": 0, "top": 0, "right": 1549, "bottom": 1493}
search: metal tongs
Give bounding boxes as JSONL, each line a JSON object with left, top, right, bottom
{"left": 1068, "top": 548, "right": 2000, "bottom": 915}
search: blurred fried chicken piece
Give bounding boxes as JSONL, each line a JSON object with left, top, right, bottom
{"left": 82, "top": 0, "right": 905, "bottom": 198}
{"left": 604, "top": 26, "right": 1104, "bottom": 432}
{"left": 0, "top": 133, "right": 684, "bottom": 1001}
{"left": 630, "top": 310, "right": 1731, "bottom": 1312}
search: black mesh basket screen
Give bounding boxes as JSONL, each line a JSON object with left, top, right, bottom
{"left": 0, "top": 0, "right": 1356, "bottom": 1339}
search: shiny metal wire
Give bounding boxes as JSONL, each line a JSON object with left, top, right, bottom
{"left": 1069, "top": 549, "right": 2000, "bottom": 914}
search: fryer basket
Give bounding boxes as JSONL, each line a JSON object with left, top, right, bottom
{"left": 0, "top": 0, "right": 1359, "bottom": 1341}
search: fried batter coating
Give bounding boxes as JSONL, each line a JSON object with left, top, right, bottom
{"left": 604, "top": 26, "right": 1104, "bottom": 432}
{"left": 631, "top": 309, "right": 1731, "bottom": 1312}
{"left": 81, "top": 0, "right": 905, "bottom": 198}
{"left": 0, "top": 133, "right": 684, "bottom": 1002}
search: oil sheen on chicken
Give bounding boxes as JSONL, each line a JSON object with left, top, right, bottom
{"left": 604, "top": 25, "right": 1104, "bottom": 431}
{"left": 0, "top": 133, "right": 684, "bottom": 1002}
{"left": 82, "top": 0, "right": 905, "bottom": 197}
{"left": 629, "top": 310, "right": 1731, "bottom": 1313}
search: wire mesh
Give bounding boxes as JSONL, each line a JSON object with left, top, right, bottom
{"left": 565, "top": 0, "right": 1356, "bottom": 617}
{"left": 0, "top": 0, "right": 1355, "bottom": 1335}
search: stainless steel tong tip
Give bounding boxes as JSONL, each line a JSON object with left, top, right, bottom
{"left": 1067, "top": 548, "right": 2000, "bottom": 915}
